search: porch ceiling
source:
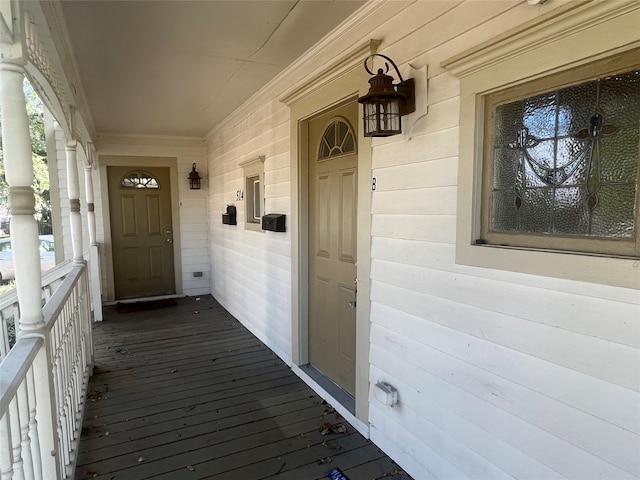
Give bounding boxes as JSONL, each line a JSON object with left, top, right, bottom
{"left": 59, "top": 0, "right": 365, "bottom": 138}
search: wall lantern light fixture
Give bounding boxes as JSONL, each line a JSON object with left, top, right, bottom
{"left": 188, "top": 163, "right": 201, "bottom": 190}
{"left": 358, "top": 54, "right": 416, "bottom": 137}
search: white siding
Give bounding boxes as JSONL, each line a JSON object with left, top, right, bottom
{"left": 207, "top": 99, "right": 293, "bottom": 361}
{"left": 176, "top": 153, "right": 211, "bottom": 296}
{"left": 205, "top": 1, "right": 640, "bottom": 479}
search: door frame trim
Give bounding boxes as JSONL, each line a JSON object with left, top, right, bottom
{"left": 100, "top": 156, "right": 182, "bottom": 302}
{"left": 288, "top": 65, "right": 373, "bottom": 428}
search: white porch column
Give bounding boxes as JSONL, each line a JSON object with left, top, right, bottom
{"left": 84, "top": 148, "right": 103, "bottom": 321}
{"left": 2, "top": 8, "right": 69, "bottom": 479}
{"left": 0, "top": 63, "right": 44, "bottom": 333}
{"left": 83, "top": 163, "right": 96, "bottom": 247}
{"left": 65, "top": 140, "right": 84, "bottom": 263}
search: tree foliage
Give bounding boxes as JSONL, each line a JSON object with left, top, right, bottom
{"left": 0, "top": 77, "right": 51, "bottom": 233}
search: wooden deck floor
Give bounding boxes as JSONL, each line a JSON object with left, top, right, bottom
{"left": 75, "top": 295, "right": 411, "bottom": 480}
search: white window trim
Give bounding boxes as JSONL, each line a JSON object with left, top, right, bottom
{"left": 442, "top": 1, "right": 640, "bottom": 290}
{"left": 239, "top": 155, "right": 265, "bottom": 232}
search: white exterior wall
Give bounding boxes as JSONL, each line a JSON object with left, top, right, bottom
{"left": 208, "top": 101, "right": 292, "bottom": 361}
{"left": 206, "top": 1, "right": 640, "bottom": 479}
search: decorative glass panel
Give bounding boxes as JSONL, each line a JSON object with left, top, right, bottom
{"left": 318, "top": 118, "right": 356, "bottom": 160}
{"left": 490, "top": 68, "right": 639, "bottom": 238}
{"left": 121, "top": 171, "right": 159, "bottom": 189}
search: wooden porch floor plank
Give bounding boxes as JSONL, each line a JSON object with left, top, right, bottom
{"left": 75, "top": 296, "right": 412, "bottom": 480}
{"left": 85, "top": 360, "right": 290, "bottom": 414}
{"left": 79, "top": 388, "right": 314, "bottom": 452}
{"left": 196, "top": 430, "right": 371, "bottom": 480}
{"left": 85, "top": 414, "right": 328, "bottom": 479}
{"left": 81, "top": 373, "right": 302, "bottom": 429}
{"left": 86, "top": 350, "right": 280, "bottom": 400}
{"left": 78, "top": 400, "right": 328, "bottom": 470}
{"left": 91, "top": 349, "right": 276, "bottom": 394}
{"left": 262, "top": 444, "right": 387, "bottom": 480}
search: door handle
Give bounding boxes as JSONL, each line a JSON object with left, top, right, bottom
{"left": 166, "top": 238, "right": 173, "bottom": 243}
{"left": 348, "top": 277, "right": 357, "bottom": 309}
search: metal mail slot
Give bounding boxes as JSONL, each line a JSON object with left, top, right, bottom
{"left": 261, "top": 213, "right": 286, "bottom": 232}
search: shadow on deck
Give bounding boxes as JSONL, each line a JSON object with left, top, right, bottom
{"left": 75, "top": 295, "right": 411, "bottom": 480}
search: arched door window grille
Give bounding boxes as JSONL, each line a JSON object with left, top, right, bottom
{"left": 318, "top": 117, "right": 356, "bottom": 160}
{"left": 121, "top": 171, "right": 160, "bottom": 189}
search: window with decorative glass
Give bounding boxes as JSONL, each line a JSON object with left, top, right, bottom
{"left": 318, "top": 118, "right": 356, "bottom": 160}
{"left": 481, "top": 53, "right": 639, "bottom": 257}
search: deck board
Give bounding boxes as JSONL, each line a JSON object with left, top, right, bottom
{"left": 75, "top": 296, "right": 411, "bottom": 480}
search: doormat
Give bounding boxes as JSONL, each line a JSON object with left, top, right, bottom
{"left": 116, "top": 298, "right": 178, "bottom": 313}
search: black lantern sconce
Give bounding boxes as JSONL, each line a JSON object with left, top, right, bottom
{"left": 188, "top": 163, "right": 201, "bottom": 190}
{"left": 358, "top": 54, "right": 415, "bottom": 137}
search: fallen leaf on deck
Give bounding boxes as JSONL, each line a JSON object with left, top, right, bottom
{"left": 186, "top": 465, "right": 196, "bottom": 471}
{"left": 321, "top": 422, "right": 347, "bottom": 435}
{"left": 331, "top": 424, "right": 347, "bottom": 434}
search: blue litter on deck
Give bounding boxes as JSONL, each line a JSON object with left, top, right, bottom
{"left": 325, "top": 467, "right": 350, "bottom": 480}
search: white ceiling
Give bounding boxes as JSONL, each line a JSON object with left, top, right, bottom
{"left": 60, "top": 0, "right": 366, "bottom": 138}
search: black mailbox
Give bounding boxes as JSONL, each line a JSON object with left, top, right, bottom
{"left": 262, "top": 213, "right": 286, "bottom": 232}
{"left": 222, "top": 205, "right": 237, "bottom": 225}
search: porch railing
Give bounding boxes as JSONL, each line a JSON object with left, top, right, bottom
{"left": 0, "top": 263, "right": 94, "bottom": 479}
{"left": 0, "top": 260, "right": 73, "bottom": 360}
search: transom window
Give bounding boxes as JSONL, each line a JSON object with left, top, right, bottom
{"left": 482, "top": 56, "right": 639, "bottom": 257}
{"left": 121, "top": 171, "right": 159, "bottom": 189}
{"left": 318, "top": 118, "right": 356, "bottom": 160}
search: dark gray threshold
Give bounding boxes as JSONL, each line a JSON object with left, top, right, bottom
{"left": 299, "top": 363, "right": 355, "bottom": 415}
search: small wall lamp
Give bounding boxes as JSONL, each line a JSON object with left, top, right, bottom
{"left": 358, "top": 54, "right": 416, "bottom": 137}
{"left": 188, "top": 163, "right": 201, "bottom": 190}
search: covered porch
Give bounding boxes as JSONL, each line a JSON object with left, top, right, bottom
{"left": 74, "top": 295, "right": 408, "bottom": 480}
{"left": 2, "top": 1, "right": 639, "bottom": 480}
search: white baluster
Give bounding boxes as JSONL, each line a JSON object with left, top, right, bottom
{"left": 1, "top": 414, "right": 15, "bottom": 479}
{"left": 26, "top": 369, "right": 42, "bottom": 479}
{"left": 16, "top": 382, "right": 34, "bottom": 480}
{"left": 9, "top": 401, "right": 25, "bottom": 480}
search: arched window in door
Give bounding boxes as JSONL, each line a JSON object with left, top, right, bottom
{"left": 121, "top": 171, "right": 160, "bottom": 189}
{"left": 318, "top": 117, "right": 356, "bottom": 160}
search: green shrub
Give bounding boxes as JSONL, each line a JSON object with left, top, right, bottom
{"left": 1, "top": 280, "right": 17, "bottom": 348}
{"left": 6, "top": 316, "right": 15, "bottom": 348}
